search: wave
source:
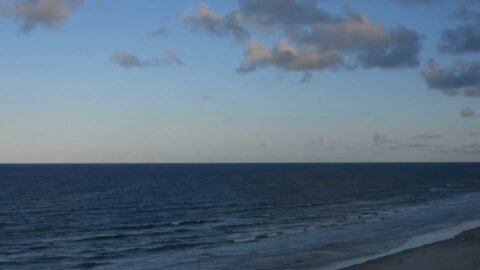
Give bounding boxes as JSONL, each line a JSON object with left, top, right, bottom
{"left": 76, "top": 234, "right": 133, "bottom": 242}
{"left": 145, "top": 242, "right": 200, "bottom": 252}
{"left": 231, "top": 232, "right": 271, "bottom": 243}
{"left": 75, "top": 262, "right": 109, "bottom": 269}
{"left": 110, "top": 223, "right": 158, "bottom": 231}
{"left": 170, "top": 219, "right": 207, "bottom": 226}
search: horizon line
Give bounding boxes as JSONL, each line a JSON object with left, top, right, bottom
{"left": 0, "top": 162, "right": 479, "bottom": 165}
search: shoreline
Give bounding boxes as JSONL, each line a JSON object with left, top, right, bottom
{"left": 323, "top": 221, "right": 480, "bottom": 270}
{"left": 164, "top": 193, "right": 480, "bottom": 270}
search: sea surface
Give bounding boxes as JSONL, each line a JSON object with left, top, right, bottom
{"left": 1, "top": 163, "right": 480, "bottom": 269}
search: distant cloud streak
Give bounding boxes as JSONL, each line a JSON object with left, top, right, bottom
{"left": 373, "top": 133, "right": 393, "bottom": 143}
{"left": 147, "top": 26, "right": 168, "bottom": 37}
{"left": 404, "top": 143, "right": 431, "bottom": 148}
{"left": 112, "top": 50, "right": 183, "bottom": 69}
{"left": 411, "top": 133, "right": 443, "bottom": 140}
{"left": 393, "top": 0, "right": 437, "bottom": 5}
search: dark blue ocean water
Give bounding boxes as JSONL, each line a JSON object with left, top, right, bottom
{"left": 1, "top": 163, "right": 480, "bottom": 269}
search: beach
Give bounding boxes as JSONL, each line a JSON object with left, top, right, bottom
{"left": 342, "top": 226, "right": 480, "bottom": 270}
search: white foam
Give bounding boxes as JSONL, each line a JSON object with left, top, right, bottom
{"left": 320, "top": 218, "right": 480, "bottom": 270}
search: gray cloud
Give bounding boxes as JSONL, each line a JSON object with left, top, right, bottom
{"left": 239, "top": 39, "right": 342, "bottom": 72}
{"left": 465, "top": 88, "right": 480, "bottom": 97}
{"left": 300, "top": 71, "right": 313, "bottom": 83}
{"left": 467, "top": 131, "right": 480, "bottom": 136}
{"left": 303, "top": 137, "right": 324, "bottom": 148}
{"left": 147, "top": 26, "right": 167, "bottom": 37}
{"left": 238, "top": 0, "right": 336, "bottom": 28}
{"left": 373, "top": 133, "right": 393, "bottom": 143}
{"left": 112, "top": 52, "right": 144, "bottom": 68}
{"left": 454, "top": 6, "right": 480, "bottom": 22}
{"left": 421, "top": 60, "right": 480, "bottom": 96}
{"left": 394, "top": 0, "right": 436, "bottom": 4}
{"left": 439, "top": 24, "right": 480, "bottom": 54}
{"left": 357, "top": 27, "right": 420, "bottom": 69}
{"left": 411, "top": 133, "right": 443, "bottom": 140}
{"left": 451, "top": 143, "right": 480, "bottom": 155}
{"left": 0, "top": 0, "right": 83, "bottom": 32}
{"left": 184, "top": 1, "right": 421, "bottom": 73}
{"left": 404, "top": 143, "right": 431, "bottom": 148}
{"left": 112, "top": 50, "right": 183, "bottom": 69}
{"left": 259, "top": 143, "right": 268, "bottom": 148}
{"left": 461, "top": 106, "right": 475, "bottom": 117}
{"left": 183, "top": 3, "right": 248, "bottom": 41}
{"left": 439, "top": 6, "right": 480, "bottom": 54}
{"left": 242, "top": 13, "right": 420, "bottom": 72}
{"left": 236, "top": 64, "right": 257, "bottom": 73}
{"left": 165, "top": 50, "right": 184, "bottom": 65}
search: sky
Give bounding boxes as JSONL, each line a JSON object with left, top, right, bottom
{"left": 0, "top": 0, "right": 479, "bottom": 163}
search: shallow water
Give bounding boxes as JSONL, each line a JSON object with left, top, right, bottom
{"left": 1, "top": 163, "right": 479, "bottom": 269}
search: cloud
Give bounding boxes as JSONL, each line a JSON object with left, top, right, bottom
{"left": 237, "top": 0, "right": 336, "bottom": 28}
{"left": 434, "top": 142, "right": 480, "bottom": 156}
{"left": 112, "top": 52, "right": 144, "bottom": 68}
{"left": 404, "top": 143, "right": 431, "bottom": 148}
{"left": 241, "top": 13, "right": 420, "bottom": 71}
{"left": 0, "top": 0, "right": 83, "bottom": 32}
{"left": 300, "top": 71, "right": 313, "bottom": 83}
{"left": 184, "top": 1, "right": 421, "bottom": 73}
{"left": 439, "top": 7, "right": 480, "bottom": 54}
{"left": 411, "top": 133, "right": 443, "bottom": 140}
{"left": 421, "top": 60, "right": 480, "bottom": 96}
{"left": 373, "top": 133, "right": 393, "bottom": 143}
{"left": 303, "top": 137, "right": 324, "bottom": 148}
{"left": 165, "top": 50, "right": 184, "bottom": 65}
{"left": 467, "top": 131, "right": 480, "bottom": 136}
{"left": 200, "top": 95, "right": 210, "bottom": 101}
{"left": 293, "top": 13, "right": 420, "bottom": 65}
{"left": 451, "top": 143, "right": 480, "bottom": 155}
{"left": 239, "top": 39, "right": 342, "bottom": 72}
{"left": 236, "top": 64, "right": 256, "bottom": 73}
{"left": 439, "top": 24, "right": 480, "bottom": 54}
{"left": 112, "top": 50, "right": 183, "bottom": 69}
{"left": 183, "top": 3, "right": 248, "bottom": 41}
{"left": 461, "top": 106, "right": 475, "bottom": 117}
{"left": 464, "top": 88, "right": 480, "bottom": 97}
{"left": 147, "top": 26, "right": 167, "bottom": 37}
{"left": 393, "top": 0, "right": 437, "bottom": 4}
{"left": 454, "top": 6, "right": 480, "bottom": 22}
{"left": 259, "top": 143, "right": 268, "bottom": 148}
{"left": 356, "top": 27, "right": 420, "bottom": 68}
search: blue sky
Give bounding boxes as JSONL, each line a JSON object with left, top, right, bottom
{"left": 0, "top": 0, "right": 479, "bottom": 163}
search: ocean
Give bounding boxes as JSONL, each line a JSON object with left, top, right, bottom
{"left": 1, "top": 163, "right": 480, "bottom": 269}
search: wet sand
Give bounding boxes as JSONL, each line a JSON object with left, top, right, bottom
{"left": 342, "top": 227, "right": 480, "bottom": 270}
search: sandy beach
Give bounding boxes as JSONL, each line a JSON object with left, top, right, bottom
{"left": 342, "top": 227, "right": 480, "bottom": 270}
